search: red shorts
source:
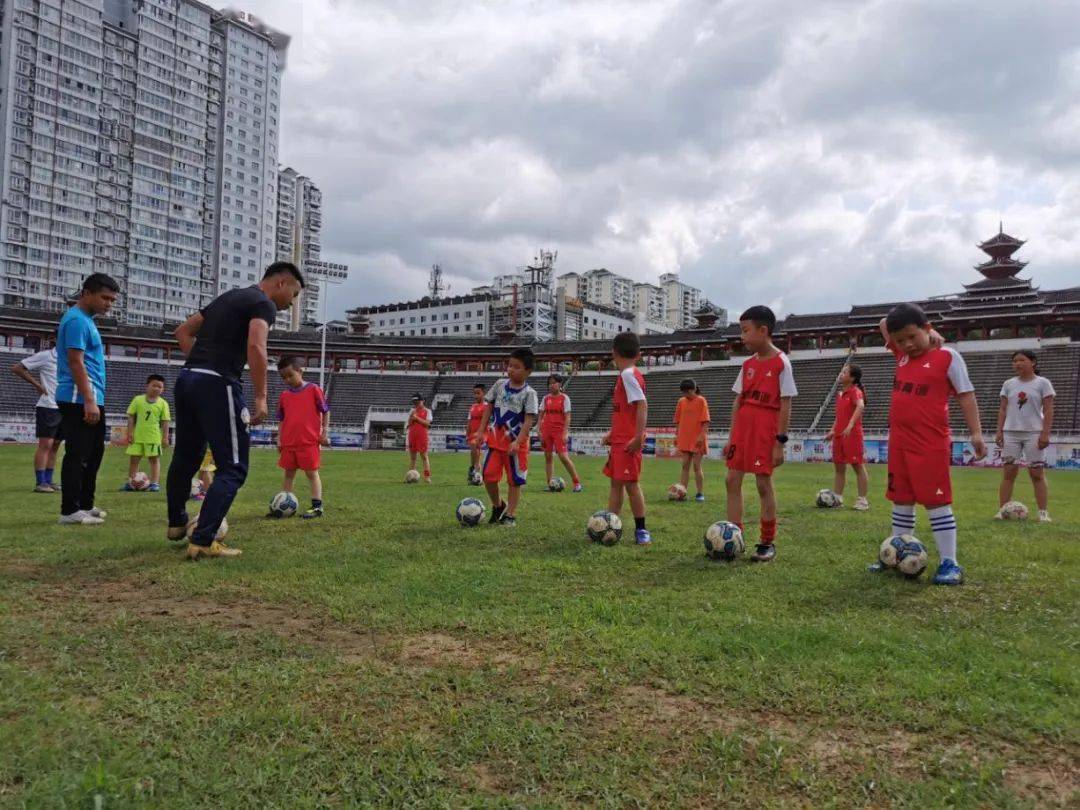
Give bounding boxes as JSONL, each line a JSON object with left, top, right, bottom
{"left": 541, "top": 431, "right": 568, "bottom": 454}
{"left": 604, "top": 442, "right": 642, "bottom": 483}
{"left": 407, "top": 431, "right": 429, "bottom": 453}
{"left": 483, "top": 446, "right": 529, "bottom": 485}
{"left": 887, "top": 445, "right": 952, "bottom": 507}
{"left": 278, "top": 444, "right": 321, "bottom": 471}
{"left": 725, "top": 407, "right": 779, "bottom": 475}
{"left": 832, "top": 433, "right": 865, "bottom": 465}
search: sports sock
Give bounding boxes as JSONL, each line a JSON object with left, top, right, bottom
{"left": 312, "top": 498, "right": 322, "bottom": 510}
{"left": 45, "top": 468, "right": 55, "bottom": 484}
{"left": 891, "top": 504, "right": 916, "bottom": 536}
{"left": 760, "top": 518, "right": 776, "bottom": 544}
{"left": 35, "top": 469, "right": 45, "bottom": 485}
{"left": 572, "top": 476, "right": 580, "bottom": 485}
{"left": 928, "top": 505, "right": 958, "bottom": 563}
{"left": 634, "top": 517, "right": 646, "bottom": 531}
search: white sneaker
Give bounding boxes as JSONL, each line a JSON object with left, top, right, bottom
{"left": 853, "top": 497, "right": 869, "bottom": 511}
{"left": 58, "top": 510, "right": 104, "bottom": 526}
{"left": 87, "top": 507, "right": 107, "bottom": 519}
{"left": 993, "top": 507, "right": 1006, "bottom": 521}
{"left": 1038, "top": 510, "right": 1052, "bottom": 523}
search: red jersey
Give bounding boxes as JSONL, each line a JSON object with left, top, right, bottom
{"left": 541, "top": 392, "right": 571, "bottom": 434}
{"left": 610, "top": 367, "right": 646, "bottom": 443}
{"left": 833, "top": 386, "right": 865, "bottom": 435}
{"left": 277, "top": 383, "right": 328, "bottom": 447}
{"left": 467, "top": 402, "right": 485, "bottom": 436}
{"left": 732, "top": 353, "right": 797, "bottom": 411}
{"left": 408, "top": 405, "right": 430, "bottom": 441}
{"left": 887, "top": 343, "right": 973, "bottom": 451}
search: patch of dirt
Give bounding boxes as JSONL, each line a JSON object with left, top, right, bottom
{"left": 1004, "top": 762, "right": 1079, "bottom": 807}
{"left": 397, "top": 631, "right": 534, "bottom": 671}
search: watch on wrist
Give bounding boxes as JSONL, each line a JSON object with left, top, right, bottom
{"left": 776, "top": 433, "right": 789, "bottom": 444}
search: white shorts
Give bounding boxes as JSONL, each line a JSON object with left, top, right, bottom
{"left": 1001, "top": 431, "right": 1046, "bottom": 467}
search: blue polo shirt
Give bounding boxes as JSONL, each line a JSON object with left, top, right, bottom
{"left": 56, "top": 306, "right": 106, "bottom": 406}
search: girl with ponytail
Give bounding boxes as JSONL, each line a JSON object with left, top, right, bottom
{"left": 824, "top": 363, "right": 869, "bottom": 509}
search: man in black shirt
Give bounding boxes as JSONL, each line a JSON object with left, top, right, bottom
{"left": 165, "top": 262, "right": 304, "bottom": 559}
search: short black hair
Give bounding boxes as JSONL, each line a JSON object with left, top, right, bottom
{"left": 412, "top": 392, "right": 424, "bottom": 401}
{"left": 146, "top": 374, "right": 165, "bottom": 384}
{"left": 548, "top": 373, "right": 565, "bottom": 385}
{"left": 276, "top": 355, "right": 302, "bottom": 371}
{"left": 510, "top": 347, "right": 535, "bottom": 370}
{"left": 263, "top": 261, "right": 305, "bottom": 289}
{"left": 680, "top": 378, "right": 697, "bottom": 392}
{"left": 612, "top": 331, "right": 640, "bottom": 359}
{"left": 82, "top": 273, "right": 120, "bottom": 294}
{"left": 885, "top": 302, "right": 929, "bottom": 333}
{"left": 739, "top": 305, "right": 776, "bottom": 335}
{"left": 473, "top": 381, "right": 486, "bottom": 391}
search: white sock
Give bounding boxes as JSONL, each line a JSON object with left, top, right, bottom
{"left": 891, "top": 504, "right": 916, "bottom": 536}
{"left": 928, "top": 505, "right": 957, "bottom": 563}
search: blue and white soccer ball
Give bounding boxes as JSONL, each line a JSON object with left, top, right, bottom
{"left": 816, "top": 489, "right": 842, "bottom": 508}
{"left": 587, "top": 510, "right": 622, "bottom": 545}
{"left": 879, "top": 534, "right": 930, "bottom": 578}
{"left": 456, "top": 497, "right": 486, "bottom": 527}
{"left": 269, "top": 491, "right": 299, "bottom": 518}
{"left": 549, "top": 476, "right": 566, "bottom": 492}
{"left": 703, "top": 520, "right": 745, "bottom": 561}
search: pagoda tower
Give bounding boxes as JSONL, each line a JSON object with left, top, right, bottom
{"left": 974, "top": 222, "right": 1027, "bottom": 280}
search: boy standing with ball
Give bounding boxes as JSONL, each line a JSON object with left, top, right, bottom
{"left": 407, "top": 393, "right": 432, "bottom": 483}
{"left": 674, "top": 378, "right": 710, "bottom": 502}
{"left": 274, "top": 356, "right": 330, "bottom": 519}
{"left": 466, "top": 382, "right": 486, "bottom": 483}
{"left": 603, "top": 332, "right": 651, "bottom": 545}
{"left": 472, "top": 348, "right": 538, "bottom": 526}
{"left": 869, "top": 303, "right": 986, "bottom": 585}
{"left": 540, "top": 373, "right": 582, "bottom": 492}
{"left": 123, "top": 374, "right": 170, "bottom": 492}
{"left": 725, "top": 306, "right": 797, "bottom": 562}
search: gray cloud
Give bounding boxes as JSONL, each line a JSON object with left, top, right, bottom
{"left": 248, "top": 0, "right": 1080, "bottom": 320}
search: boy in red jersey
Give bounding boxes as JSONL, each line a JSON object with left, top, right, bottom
{"left": 466, "top": 382, "right": 486, "bottom": 484}
{"left": 407, "top": 393, "right": 432, "bottom": 483}
{"left": 823, "top": 363, "right": 869, "bottom": 510}
{"left": 274, "top": 356, "right": 330, "bottom": 519}
{"left": 539, "top": 373, "right": 582, "bottom": 492}
{"left": 869, "top": 303, "right": 986, "bottom": 585}
{"left": 603, "top": 332, "right": 651, "bottom": 545}
{"left": 724, "top": 306, "right": 797, "bottom": 562}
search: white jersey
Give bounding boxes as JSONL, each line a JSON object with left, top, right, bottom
{"left": 20, "top": 348, "right": 58, "bottom": 409}
{"left": 484, "top": 378, "right": 539, "bottom": 449}
{"left": 1000, "top": 375, "right": 1056, "bottom": 433}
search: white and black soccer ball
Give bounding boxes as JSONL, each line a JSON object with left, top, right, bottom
{"left": 456, "top": 497, "right": 486, "bottom": 527}
{"left": 549, "top": 476, "right": 566, "bottom": 492}
{"left": 269, "top": 491, "right": 299, "bottom": 518}
{"left": 404, "top": 469, "right": 421, "bottom": 484}
{"left": 1001, "top": 500, "right": 1029, "bottom": 520}
{"left": 587, "top": 510, "right": 623, "bottom": 546}
{"left": 469, "top": 469, "right": 483, "bottom": 486}
{"left": 131, "top": 471, "right": 151, "bottom": 491}
{"left": 816, "top": 489, "right": 842, "bottom": 508}
{"left": 703, "top": 521, "right": 745, "bottom": 561}
{"left": 186, "top": 515, "right": 228, "bottom": 541}
{"left": 879, "top": 533, "right": 929, "bottom": 578}
{"left": 667, "top": 483, "right": 688, "bottom": 502}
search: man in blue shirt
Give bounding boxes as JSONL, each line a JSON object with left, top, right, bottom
{"left": 56, "top": 273, "right": 120, "bottom": 525}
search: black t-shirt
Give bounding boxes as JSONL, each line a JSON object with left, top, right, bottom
{"left": 185, "top": 286, "right": 277, "bottom": 381}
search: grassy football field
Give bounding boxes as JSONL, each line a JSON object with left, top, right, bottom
{"left": 0, "top": 445, "right": 1077, "bottom": 807}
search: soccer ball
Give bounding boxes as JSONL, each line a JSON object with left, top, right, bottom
{"left": 456, "top": 497, "right": 486, "bottom": 527}
{"left": 816, "top": 489, "right": 842, "bottom": 508}
{"left": 469, "top": 469, "right": 483, "bottom": 486}
{"left": 587, "top": 510, "right": 622, "bottom": 546}
{"left": 703, "top": 521, "right": 745, "bottom": 561}
{"left": 879, "top": 534, "right": 929, "bottom": 578}
{"left": 186, "top": 515, "right": 228, "bottom": 541}
{"left": 269, "top": 491, "right": 299, "bottom": 518}
{"left": 404, "top": 469, "right": 421, "bottom": 484}
{"left": 1001, "top": 500, "right": 1029, "bottom": 520}
{"left": 549, "top": 476, "right": 566, "bottom": 492}
{"left": 667, "top": 483, "right": 688, "bottom": 502}
{"left": 131, "top": 471, "right": 150, "bottom": 491}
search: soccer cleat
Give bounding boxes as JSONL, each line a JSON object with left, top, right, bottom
{"left": 166, "top": 525, "right": 188, "bottom": 542}
{"left": 1038, "top": 510, "right": 1052, "bottom": 523}
{"left": 634, "top": 528, "right": 652, "bottom": 545}
{"left": 147, "top": 483, "right": 160, "bottom": 492}
{"left": 186, "top": 541, "right": 242, "bottom": 561}
{"left": 33, "top": 483, "right": 56, "bottom": 493}
{"left": 853, "top": 497, "right": 870, "bottom": 511}
{"left": 867, "top": 560, "right": 888, "bottom": 573}
{"left": 695, "top": 493, "right": 705, "bottom": 503}
{"left": 572, "top": 483, "right": 583, "bottom": 493}
{"left": 466, "top": 467, "right": 475, "bottom": 484}
{"left": 87, "top": 507, "right": 107, "bottom": 519}
{"left": 993, "top": 507, "right": 1006, "bottom": 520}
{"left": 120, "top": 482, "right": 136, "bottom": 492}
{"left": 751, "top": 543, "right": 776, "bottom": 562}
{"left": 57, "top": 511, "right": 104, "bottom": 526}
{"left": 932, "top": 559, "right": 964, "bottom": 586}
{"left": 488, "top": 502, "right": 506, "bottom": 524}
{"left": 301, "top": 507, "right": 323, "bottom": 520}
{"left": 498, "top": 514, "right": 517, "bottom": 526}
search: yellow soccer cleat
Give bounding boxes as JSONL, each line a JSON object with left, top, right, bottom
{"left": 186, "top": 541, "right": 242, "bottom": 561}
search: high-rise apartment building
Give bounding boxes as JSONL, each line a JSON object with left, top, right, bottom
{"left": 0, "top": 0, "right": 288, "bottom": 324}
{"left": 558, "top": 268, "right": 635, "bottom": 313}
{"left": 659, "top": 272, "right": 703, "bottom": 329}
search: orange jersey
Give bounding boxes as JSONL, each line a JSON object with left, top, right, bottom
{"left": 467, "top": 402, "right": 485, "bottom": 436}
{"left": 674, "top": 394, "right": 710, "bottom": 453}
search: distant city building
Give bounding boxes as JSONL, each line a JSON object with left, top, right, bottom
{"left": 633, "top": 282, "right": 667, "bottom": 322}
{"left": 660, "top": 272, "right": 705, "bottom": 329}
{"left": 558, "top": 268, "right": 635, "bottom": 313}
{"left": 349, "top": 292, "right": 495, "bottom": 338}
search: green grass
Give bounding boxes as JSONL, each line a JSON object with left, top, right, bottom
{"left": 1, "top": 446, "right": 1077, "bottom": 807}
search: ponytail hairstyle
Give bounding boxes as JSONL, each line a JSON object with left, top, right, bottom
{"left": 845, "top": 363, "right": 867, "bottom": 406}
{"left": 1012, "top": 349, "right": 1038, "bottom": 374}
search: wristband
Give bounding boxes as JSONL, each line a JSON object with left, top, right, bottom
{"left": 775, "top": 433, "right": 789, "bottom": 444}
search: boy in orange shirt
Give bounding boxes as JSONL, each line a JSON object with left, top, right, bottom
{"left": 674, "top": 378, "right": 710, "bottom": 502}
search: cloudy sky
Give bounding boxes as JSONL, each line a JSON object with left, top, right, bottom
{"left": 248, "top": 0, "right": 1080, "bottom": 320}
